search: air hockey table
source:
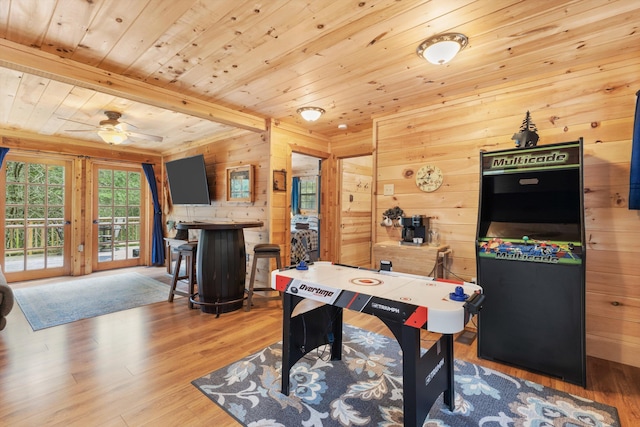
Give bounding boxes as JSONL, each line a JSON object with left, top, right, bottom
{"left": 271, "top": 261, "right": 484, "bottom": 427}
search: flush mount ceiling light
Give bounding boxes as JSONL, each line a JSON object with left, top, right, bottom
{"left": 416, "top": 33, "right": 468, "bottom": 65}
{"left": 297, "top": 106, "right": 325, "bottom": 122}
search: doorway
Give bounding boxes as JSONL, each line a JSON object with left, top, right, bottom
{"left": 337, "top": 155, "right": 373, "bottom": 267}
{"left": 0, "top": 155, "right": 72, "bottom": 281}
{"left": 290, "top": 153, "right": 321, "bottom": 264}
{"left": 92, "top": 163, "right": 146, "bottom": 271}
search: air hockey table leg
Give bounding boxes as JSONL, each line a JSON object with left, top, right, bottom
{"left": 443, "top": 333, "right": 455, "bottom": 409}
{"left": 280, "top": 293, "right": 344, "bottom": 395}
{"left": 281, "top": 292, "right": 297, "bottom": 395}
{"left": 406, "top": 332, "right": 455, "bottom": 426}
{"left": 381, "top": 320, "right": 456, "bottom": 427}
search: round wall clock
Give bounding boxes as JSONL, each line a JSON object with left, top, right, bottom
{"left": 415, "top": 164, "right": 443, "bottom": 192}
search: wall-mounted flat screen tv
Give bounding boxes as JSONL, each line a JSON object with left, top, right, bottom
{"left": 165, "top": 154, "right": 211, "bottom": 205}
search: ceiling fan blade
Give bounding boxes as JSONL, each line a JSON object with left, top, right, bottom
{"left": 127, "top": 131, "right": 163, "bottom": 142}
{"left": 58, "top": 117, "right": 97, "bottom": 128}
{"left": 64, "top": 129, "right": 96, "bottom": 133}
{"left": 117, "top": 121, "right": 138, "bottom": 130}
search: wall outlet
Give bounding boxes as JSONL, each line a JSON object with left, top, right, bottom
{"left": 383, "top": 184, "right": 394, "bottom": 196}
{"left": 78, "top": 244, "right": 84, "bottom": 252}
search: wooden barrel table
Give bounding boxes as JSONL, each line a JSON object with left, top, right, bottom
{"left": 176, "top": 221, "right": 263, "bottom": 315}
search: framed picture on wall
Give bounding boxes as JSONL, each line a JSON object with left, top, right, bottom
{"left": 227, "top": 165, "right": 253, "bottom": 202}
{"left": 273, "top": 169, "right": 286, "bottom": 191}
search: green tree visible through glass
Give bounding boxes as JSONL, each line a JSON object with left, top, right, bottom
{"left": 3, "top": 160, "right": 67, "bottom": 271}
{"left": 97, "top": 167, "right": 142, "bottom": 261}
{"left": 300, "top": 177, "right": 317, "bottom": 211}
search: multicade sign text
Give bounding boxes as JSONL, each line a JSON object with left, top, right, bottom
{"left": 495, "top": 252, "right": 559, "bottom": 263}
{"left": 490, "top": 151, "right": 567, "bottom": 169}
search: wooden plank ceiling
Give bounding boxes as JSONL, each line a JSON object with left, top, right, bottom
{"left": 0, "top": 0, "right": 639, "bottom": 154}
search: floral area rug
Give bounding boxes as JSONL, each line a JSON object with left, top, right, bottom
{"left": 192, "top": 324, "right": 620, "bottom": 426}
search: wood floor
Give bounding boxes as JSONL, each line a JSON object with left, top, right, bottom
{"left": 1, "top": 266, "right": 638, "bottom": 426}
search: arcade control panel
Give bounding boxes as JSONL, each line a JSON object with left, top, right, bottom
{"left": 477, "top": 236, "right": 583, "bottom": 265}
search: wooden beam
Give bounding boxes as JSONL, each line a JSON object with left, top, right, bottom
{"left": 0, "top": 38, "right": 266, "bottom": 133}
{"left": 273, "top": 120, "right": 331, "bottom": 142}
{"left": 1, "top": 131, "right": 162, "bottom": 165}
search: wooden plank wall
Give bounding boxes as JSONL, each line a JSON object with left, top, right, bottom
{"left": 330, "top": 130, "right": 374, "bottom": 159}
{"left": 163, "top": 131, "right": 270, "bottom": 287}
{"left": 373, "top": 59, "right": 640, "bottom": 367}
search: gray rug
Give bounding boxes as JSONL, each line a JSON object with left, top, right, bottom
{"left": 14, "top": 272, "right": 170, "bottom": 331}
{"left": 193, "top": 324, "right": 620, "bottom": 426}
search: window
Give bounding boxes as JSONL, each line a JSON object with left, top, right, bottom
{"left": 299, "top": 177, "right": 318, "bottom": 212}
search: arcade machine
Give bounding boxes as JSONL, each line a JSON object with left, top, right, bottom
{"left": 475, "top": 136, "right": 586, "bottom": 387}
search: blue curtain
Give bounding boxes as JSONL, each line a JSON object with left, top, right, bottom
{"left": 0, "top": 147, "right": 9, "bottom": 169}
{"left": 142, "top": 163, "right": 165, "bottom": 265}
{"left": 291, "top": 176, "right": 300, "bottom": 215}
{"left": 630, "top": 90, "right": 640, "bottom": 210}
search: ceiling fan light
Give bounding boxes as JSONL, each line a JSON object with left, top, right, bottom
{"left": 417, "top": 33, "right": 468, "bottom": 65}
{"left": 297, "top": 106, "right": 325, "bottom": 122}
{"left": 98, "top": 129, "right": 127, "bottom": 145}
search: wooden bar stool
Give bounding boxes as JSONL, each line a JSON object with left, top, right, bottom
{"left": 168, "top": 242, "right": 198, "bottom": 309}
{"left": 246, "top": 243, "right": 282, "bottom": 311}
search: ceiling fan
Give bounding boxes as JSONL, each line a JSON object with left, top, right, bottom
{"left": 63, "top": 111, "right": 163, "bottom": 145}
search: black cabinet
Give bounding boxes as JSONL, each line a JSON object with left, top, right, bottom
{"left": 476, "top": 140, "right": 586, "bottom": 387}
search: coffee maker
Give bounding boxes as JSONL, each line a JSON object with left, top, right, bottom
{"left": 400, "top": 215, "right": 428, "bottom": 245}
